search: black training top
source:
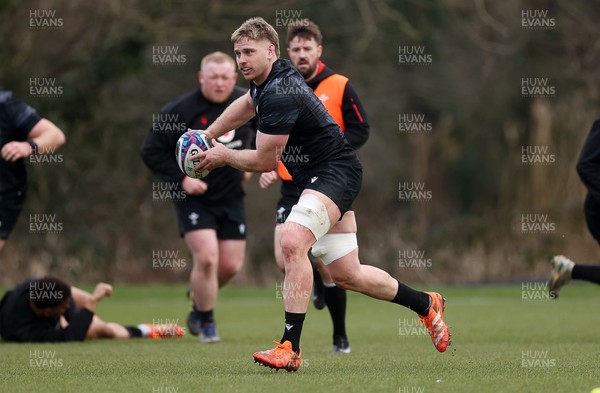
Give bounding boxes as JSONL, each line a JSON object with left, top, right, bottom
{"left": 0, "top": 89, "right": 42, "bottom": 196}
{"left": 0, "top": 280, "right": 93, "bottom": 342}
{"left": 279, "top": 62, "right": 370, "bottom": 200}
{"left": 141, "top": 87, "right": 255, "bottom": 205}
{"left": 250, "top": 59, "right": 349, "bottom": 186}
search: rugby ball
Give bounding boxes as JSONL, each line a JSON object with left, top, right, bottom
{"left": 175, "top": 130, "right": 211, "bottom": 179}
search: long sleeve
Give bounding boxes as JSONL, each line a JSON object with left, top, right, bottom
{"left": 140, "top": 112, "right": 186, "bottom": 184}
{"left": 340, "top": 82, "right": 370, "bottom": 150}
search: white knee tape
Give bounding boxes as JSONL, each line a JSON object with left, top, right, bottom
{"left": 286, "top": 194, "right": 331, "bottom": 240}
{"left": 311, "top": 233, "right": 358, "bottom": 265}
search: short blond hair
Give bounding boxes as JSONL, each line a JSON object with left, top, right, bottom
{"left": 200, "top": 51, "right": 236, "bottom": 71}
{"left": 231, "top": 17, "right": 280, "bottom": 57}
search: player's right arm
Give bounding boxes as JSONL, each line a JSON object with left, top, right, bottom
{"left": 204, "top": 91, "right": 254, "bottom": 140}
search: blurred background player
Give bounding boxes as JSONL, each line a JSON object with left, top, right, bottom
{"left": 549, "top": 118, "right": 600, "bottom": 297}
{"left": 0, "top": 276, "right": 184, "bottom": 342}
{"left": 0, "top": 88, "right": 66, "bottom": 254}
{"left": 259, "top": 20, "right": 369, "bottom": 353}
{"left": 141, "top": 52, "right": 255, "bottom": 343}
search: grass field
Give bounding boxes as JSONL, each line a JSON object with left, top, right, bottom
{"left": 1, "top": 283, "right": 599, "bottom": 393}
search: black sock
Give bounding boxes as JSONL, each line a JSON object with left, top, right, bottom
{"left": 125, "top": 326, "right": 143, "bottom": 338}
{"left": 192, "top": 302, "right": 201, "bottom": 317}
{"left": 324, "top": 285, "right": 347, "bottom": 339}
{"left": 199, "top": 309, "right": 214, "bottom": 325}
{"left": 572, "top": 264, "right": 600, "bottom": 284}
{"left": 281, "top": 311, "right": 305, "bottom": 353}
{"left": 391, "top": 280, "right": 431, "bottom": 317}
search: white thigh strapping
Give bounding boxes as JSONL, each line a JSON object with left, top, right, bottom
{"left": 285, "top": 193, "right": 331, "bottom": 240}
{"left": 311, "top": 233, "right": 358, "bottom": 265}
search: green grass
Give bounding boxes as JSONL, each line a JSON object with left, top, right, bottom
{"left": 1, "top": 284, "right": 599, "bottom": 393}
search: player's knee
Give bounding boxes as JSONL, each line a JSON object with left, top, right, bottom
{"left": 219, "top": 258, "right": 243, "bottom": 279}
{"left": 279, "top": 230, "right": 309, "bottom": 261}
{"left": 192, "top": 250, "right": 218, "bottom": 270}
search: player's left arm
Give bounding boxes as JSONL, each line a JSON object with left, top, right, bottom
{"left": 204, "top": 91, "right": 255, "bottom": 140}
{"left": 195, "top": 131, "right": 288, "bottom": 174}
{"left": 341, "top": 82, "right": 370, "bottom": 150}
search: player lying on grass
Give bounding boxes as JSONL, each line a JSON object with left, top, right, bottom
{"left": 0, "top": 276, "right": 184, "bottom": 342}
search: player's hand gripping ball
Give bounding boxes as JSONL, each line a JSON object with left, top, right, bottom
{"left": 176, "top": 130, "right": 212, "bottom": 179}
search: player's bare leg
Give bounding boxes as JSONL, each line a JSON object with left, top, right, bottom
{"left": 217, "top": 239, "right": 245, "bottom": 287}
{"left": 273, "top": 224, "right": 285, "bottom": 272}
{"left": 254, "top": 190, "right": 341, "bottom": 370}
{"left": 323, "top": 213, "right": 450, "bottom": 352}
{"left": 186, "top": 229, "right": 220, "bottom": 342}
{"left": 86, "top": 317, "right": 134, "bottom": 339}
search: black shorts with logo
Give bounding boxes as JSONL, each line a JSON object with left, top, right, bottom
{"left": 275, "top": 195, "right": 299, "bottom": 225}
{"left": 173, "top": 196, "right": 246, "bottom": 240}
{"left": 298, "top": 147, "right": 363, "bottom": 218}
{"left": 0, "top": 190, "right": 26, "bottom": 240}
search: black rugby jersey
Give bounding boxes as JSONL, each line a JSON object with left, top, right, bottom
{"left": 141, "top": 87, "right": 255, "bottom": 205}
{"left": 0, "top": 280, "right": 93, "bottom": 342}
{"left": 250, "top": 59, "right": 349, "bottom": 186}
{"left": 278, "top": 62, "right": 370, "bottom": 200}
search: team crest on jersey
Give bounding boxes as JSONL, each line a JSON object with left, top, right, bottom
{"left": 217, "top": 130, "right": 236, "bottom": 144}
